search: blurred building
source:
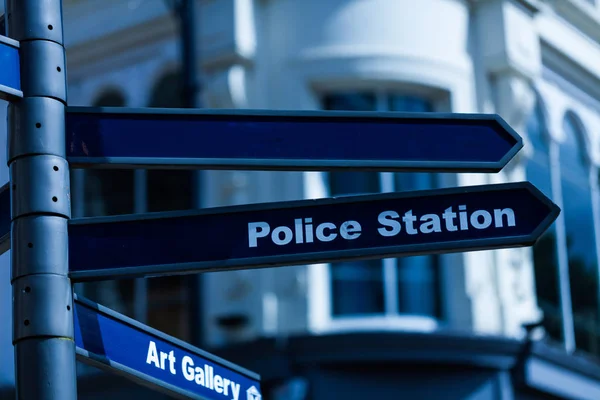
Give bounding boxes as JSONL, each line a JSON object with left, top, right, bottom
{"left": 2, "top": 0, "right": 600, "bottom": 399}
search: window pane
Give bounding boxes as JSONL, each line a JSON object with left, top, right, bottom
{"left": 323, "top": 92, "right": 376, "bottom": 112}
{"left": 329, "top": 172, "right": 384, "bottom": 315}
{"left": 391, "top": 95, "right": 440, "bottom": 317}
{"left": 526, "top": 102, "right": 562, "bottom": 344}
{"left": 330, "top": 261, "right": 385, "bottom": 315}
{"left": 393, "top": 172, "right": 439, "bottom": 316}
{"left": 560, "top": 114, "right": 599, "bottom": 355}
{"left": 324, "top": 93, "right": 385, "bottom": 316}
{"left": 388, "top": 95, "right": 433, "bottom": 113}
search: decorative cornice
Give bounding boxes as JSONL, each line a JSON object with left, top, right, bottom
{"left": 66, "top": 14, "right": 178, "bottom": 78}
{"left": 547, "top": 0, "right": 600, "bottom": 46}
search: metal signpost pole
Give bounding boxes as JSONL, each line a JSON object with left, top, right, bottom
{"left": 7, "top": 1, "right": 77, "bottom": 399}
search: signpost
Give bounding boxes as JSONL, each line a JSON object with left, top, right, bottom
{"left": 65, "top": 106, "right": 522, "bottom": 173}
{"left": 67, "top": 182, "right": 558, "bottom": 282}
{"left": 74, "top": 295, "right": 261, "bottom": 400}
{"left": 6, "top": 2, "right": 76, "bottom": 399}
{"left": 1, "top": 1, "right": 561, "bottom": 400}
{"left": 0, "top": 34, "right": 22, "bottom": 101}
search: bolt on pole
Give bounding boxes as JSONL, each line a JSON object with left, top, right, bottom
{"left": 6, "top": 0, "right": 77, "bottom": 399}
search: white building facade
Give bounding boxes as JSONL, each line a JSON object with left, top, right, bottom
{"left": 3, "top": 0, "right": 600, "bottom": 398}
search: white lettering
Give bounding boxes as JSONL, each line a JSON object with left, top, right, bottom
{"left": 179, "top": 356, "right": 243, "bottom": 398}
{"left": 248, "top": 222, "right": 270, "bottom": 247}
{"left": 316, "top": 222, "right": 337, "bottom": 242}
{"left": 419, "top": 214, "right": 442, "bottom": 233}
{"left": 223, "top": 378, "right": 231, "bottom": 396}
{"left": 194, "top": 366, "right": 205, "bottom": 386}
{"left": 494, "top": 208, "right": 516, "bottom": 227}
{"left": 182, "top": 356, "right": 195, "bottom": 381}
{"left": 443, "top": 207, "right": 458, "bottom": 231}
{"left": 458, "top": 205, "right": 469, "bottom": 230}
{"left": 206, "top": 365, "right": 213, "bottom": 389}
{"left": 214, "top": 375, "right": 223, "bottom": 393}
{"left": 272, "top": 226, "right": 293, "bottom": 245}
{"left": 340, "top": 221, "right": 361, "bottom": 240}
{"left": 146, "top": 341, "right": 160, "bottom": 368}
{"left": 231, "top": 382, "right": 241, "bottom": 400}
{"left": 471, "top": 210, "right": 492, "bottom": 229}
{"left": 294, "top": 219, "right": 303, "bottom": 243}
{"left": 402, "top": 210, "right": 418, "bottom": 235}
{"left": 168, "top": 350, "right": 176, "bottom": 374}
{"left": 305, "top": 218, "right": 314, "bottom": 243}
{"left": 160, "top": 351, "right": 168, "bottom": 370}
{"left": 377, "top": 211, "right": 401, "bottom": 237}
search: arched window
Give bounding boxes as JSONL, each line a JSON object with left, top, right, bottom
{"left": 526, "top": 100, "right": 561, "bottom": 342}
{"left": 560, "top": 112, "right": 599, "bottom": 354}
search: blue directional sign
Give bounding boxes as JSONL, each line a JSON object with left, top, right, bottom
{"left": 0, "top": 34, "right": 22, "bottom": 101}
{"left": 68, "top": 182, "right": 559, "bottom": 282}
{"left": 65, "top": 107, "right": 523, "bottom": 172}
{"left": 74, "top": 294, "right": 262, "bottom": 400}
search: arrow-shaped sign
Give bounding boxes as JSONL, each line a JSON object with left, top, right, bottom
{"left": 0, "top": 34, "right": 22, "bottom": 101}
{"left": 74, "top": 295, "right": 262, "bottom": 400}
{"left": 68, "top": 182, "right": 559, "bottom": 282}
{"left": 65, "top": 107, "right": 523, "bottom": 173}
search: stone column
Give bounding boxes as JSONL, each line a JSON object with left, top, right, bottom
{"left": 471, "top": 0, "right": 544, "bottom": 338}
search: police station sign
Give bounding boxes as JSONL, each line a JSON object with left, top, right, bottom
{"left": 248, "top": 205, "right": 516, "bottom": 248}
{"left": 67, "top": 182, "right": 559, "bottom": 282}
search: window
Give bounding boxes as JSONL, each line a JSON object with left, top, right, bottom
{"left": 526, "top": 100, "right": 600, "bottom": 356}
{"left": 560, "top": 113, "right": 599, "bottom": 355}
{"left": 322, "top": 91, "right": 441, "bottom": 319}
{"left": 527, "top": 100, "right": 562, "bottom": 344}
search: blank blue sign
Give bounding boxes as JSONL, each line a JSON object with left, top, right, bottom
{"left": 65, "top": 107, "right": 522, "bottom": 172}
{"left": 0, "top": 35, "right": 22, "bottom": 101}
{"left": 68, "top": 182, "right": 559, "bottom": 282}
{"left": 74, "top": 295, "right": 262, "bottom": 400}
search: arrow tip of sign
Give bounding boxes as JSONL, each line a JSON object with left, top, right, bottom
{"left": 489, "top": 114, "right": 524, "bottom": 172}
{"left": 520, "top": 180, "right": 562, "bottom": 235}
{"left": 492, "top": 114, "right": 524, "bottom": 144}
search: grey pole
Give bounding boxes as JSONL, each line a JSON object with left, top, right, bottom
{"left": 6, "top": 1, "right": 77, "bottom": 399}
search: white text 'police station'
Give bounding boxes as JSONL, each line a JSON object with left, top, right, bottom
{"left": 248, "top": 205, "right": 516, "bottom": 247}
